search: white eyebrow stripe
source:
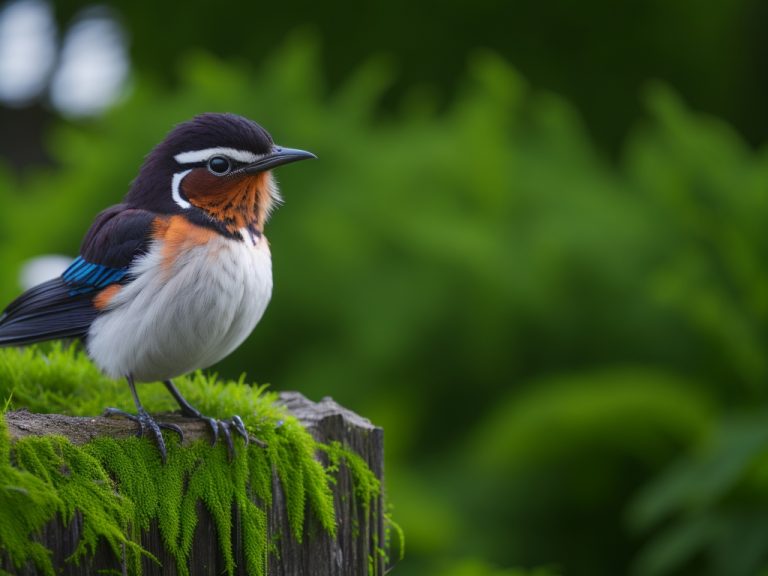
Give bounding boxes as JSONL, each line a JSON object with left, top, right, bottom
{"left": 174, "top": 147, "right": 260, "bottom": 165}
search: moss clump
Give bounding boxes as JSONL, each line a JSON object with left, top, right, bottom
{"left": 322, "top": 441, "right": 380, "bottom": 521}
{"left": 321, "top": 441, "right": 392, "bottom": 574}
{"left": 0, "top": 344, "right": 377, "bottom": 576}
{"left": 11, "top": 433, "right": 150, "bottom": 574}
{"left": 0, "top": 417, "right": 69, "bottom": 576}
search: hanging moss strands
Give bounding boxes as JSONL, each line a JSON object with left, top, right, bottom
{"left": 0, "top": 345, "right": 384, "bottom": 576}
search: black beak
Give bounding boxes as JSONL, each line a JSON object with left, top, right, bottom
{"left": 243, "top": 146, "right": 316, "bottom": 174}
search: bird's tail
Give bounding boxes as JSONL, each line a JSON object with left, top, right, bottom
{"left": 0, "top": 278, "right": 97, "bottom": 346}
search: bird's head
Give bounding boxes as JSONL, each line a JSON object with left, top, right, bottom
{"left": 126, "top": 113, "right": 315, "bottom": 235}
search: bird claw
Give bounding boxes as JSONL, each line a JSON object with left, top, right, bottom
{"left": 159, "top": 421, "right": 185, "bottom": 441}
{"left": 200, "top": 416, "right": 219, "bottom": 447}
{"left": 231, "top": 415, "right": 249, "bottom": 447}
{"left": 219, "top": 420, "right": 235, "bottom": 459}
{"left": 103, "top": 407, "right": 184, "bottom": 463}
{"left": 216, "top": 415, "right": 257, "bottom": 459}
{"left": 176, "top": 407, "right": 262, "bottom": 457}
{"left": 163, "top": 380, "right": 264, "bottom": 457}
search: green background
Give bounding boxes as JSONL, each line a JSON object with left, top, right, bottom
{"left": 2, "top": 1, "right": 768, "bottom": 575}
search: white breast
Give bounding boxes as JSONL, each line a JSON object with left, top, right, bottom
{"left": 87, "top": 234, "right": 272, "bottom": 382}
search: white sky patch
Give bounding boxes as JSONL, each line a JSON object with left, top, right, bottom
{"left": 50, "top": 6, "right": 129, "bottom": 117}
{"left": 0, "top": 0, "right": 56, "bottom": 105}
{"left": 19, "top": 255, "right": 74, "bottom": 289}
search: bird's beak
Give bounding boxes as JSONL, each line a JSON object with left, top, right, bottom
{"left": 243, "top": 146, "right": 317, "bottom": 174}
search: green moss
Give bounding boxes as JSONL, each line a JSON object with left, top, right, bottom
{"left": 0, "top": 344, "right": 383, "bottom": 575}
{"left": 321, "top": 441, "right": 385, "bottom": 573}
{"left": 12, "top": 434, "right": 151, "bottom": 573}
{"left": 0, "top": 417, "right": 61, "bottom": 576}
{"left": 384, "top": 512, "right": 405, "bottom": 566}
{"left": 321, "top": 441, "right": 380, "bottom": 521}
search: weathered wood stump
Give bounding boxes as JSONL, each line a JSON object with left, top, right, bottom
{"left": 1, "top": 392, "right": 385, "bottom": 576}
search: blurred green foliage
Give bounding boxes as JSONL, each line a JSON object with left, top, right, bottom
{"left": 49, "top": 0, "right": 768, "bottom": 152}
{"left": 630, "top": 410, "right": 768, "bottom": 576}
{"left": 2, "top": 34, "right": 768, "bottom": 576}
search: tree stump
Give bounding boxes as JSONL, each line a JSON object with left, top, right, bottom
{"left": 1, "top": 392, "right": 385, "bottom": 576}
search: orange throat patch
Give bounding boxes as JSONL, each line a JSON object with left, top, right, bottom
{"left": 182, "top": 170, "right": 273, "bottom": 233}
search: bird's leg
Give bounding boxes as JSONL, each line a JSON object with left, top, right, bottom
{"left": 162, "top": 379, "right": 219, "bottom": 442}
{"left": 104, "top": 375, "right": 184, "bottom": 464}
{"left": 163, "top": 379, "right": 254, "bottom": 458}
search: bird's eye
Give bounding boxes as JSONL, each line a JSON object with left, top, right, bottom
{"left": 207, "top": 156, "right": 231, "bottom": 175}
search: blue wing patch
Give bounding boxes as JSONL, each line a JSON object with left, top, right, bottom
{"left": 62, "top": 256, "right": 128, "bottom": 296}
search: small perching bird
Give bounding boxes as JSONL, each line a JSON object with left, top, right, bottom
{"left": 0, "top": 113, "right": 315, "bottom": 460}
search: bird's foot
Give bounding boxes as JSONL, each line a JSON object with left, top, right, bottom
{"left": 178, "top": 407, "right": 265, "bottom": 458}
{"left": 103, "top": 407, "right": 184, "bottom": 463}
{"left": 162, "top": 379, "right": 264, "bottom": 458}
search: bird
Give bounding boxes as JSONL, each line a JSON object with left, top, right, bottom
{"left": 0, "top": 113, "right": 315, "bottom": 461}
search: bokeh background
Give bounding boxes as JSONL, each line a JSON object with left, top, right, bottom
{"left": 2, "top": 1, "right": 768, "bottom": 575}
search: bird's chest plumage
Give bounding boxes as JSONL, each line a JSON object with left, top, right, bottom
{"left": 87, "top": 228, "right": 272, "bottom": 382}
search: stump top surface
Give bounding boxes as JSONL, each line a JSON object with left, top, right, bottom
{"left": 277, "top": 392, "right": 379, "bottom": 432}
{"left": 4, "top": 391, "right": 380, "bottom": 444}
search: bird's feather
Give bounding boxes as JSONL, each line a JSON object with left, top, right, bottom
{"left": 0, "top": 204, "right": 158, "bottom": 345}
{"left": 0, "top": 278, "right": 96, "bottom": 344}
{"left": 79, "top": 204, "right": 157, "bottom": 268}
{"left": 62, "top": 257, "right": 129, "bottom": 295}
{"left": 62, "top": 204, "right": 157, "bottom": 295}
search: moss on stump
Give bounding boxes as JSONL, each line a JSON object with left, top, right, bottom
{"left": 0, "top": 345, "right": 395, "bottom": 576}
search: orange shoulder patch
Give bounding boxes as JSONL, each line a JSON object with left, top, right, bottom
{"left": 152, "top": 216, "right": 171, "bottom": 238}
{"left": 157, "top": 215, "right": 216, "bottom": 272}
{"left": 93, "top": 284, "right": 122, "bottom": 310}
